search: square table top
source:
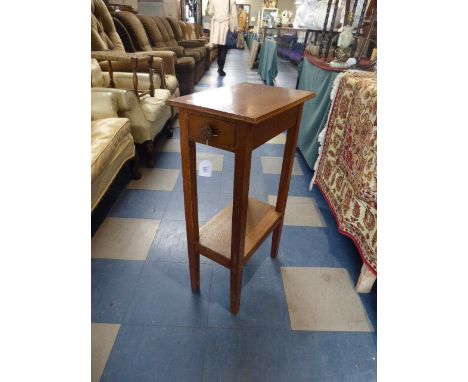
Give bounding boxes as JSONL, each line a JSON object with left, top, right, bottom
{"left": 166, "top": 83, "right": 315, "bottom": 124}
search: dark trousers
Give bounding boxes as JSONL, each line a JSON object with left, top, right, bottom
{"left": 217, "top": 45, "right": 228, "bottom": 71}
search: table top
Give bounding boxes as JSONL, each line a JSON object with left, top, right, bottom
{"left": 166, "top": 83, "right": 315, "bottom": 124}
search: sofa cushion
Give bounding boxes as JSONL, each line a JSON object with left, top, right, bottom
{"left": 91, "top": 0, "right": 125, "bottom": 52}
{"left": 175, "top": 57, "right": 195, "bottom": 73}
{"left": 139, "top": 89, "right": 171, "bottom": 122}
{"left": 91, "top": 117, "right": 131, "bottom": 181}
{"left": 91, "top": 58, "right": 105, "bottom": 88}
{"left": 112, "top": 11, "right": 153, "bottom": 52}
{"left": 154, "top": 16, "right": 179, "bottom": 47}
{"left": 166, "top": 17, "right": 185, "bottom": 41}
{"left": 165, "top": 74, "right": 179, "bottom": 94}
{"left": 139, "top": 15, "right": 166, "bottom": 49}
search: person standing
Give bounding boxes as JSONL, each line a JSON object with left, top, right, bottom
{"left": 237, "top": 5, "right": 248, "bottom": 49}
{"left": 207, "top": 0, "right": 238, "bottom": 76}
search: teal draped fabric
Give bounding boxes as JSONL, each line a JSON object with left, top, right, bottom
{"left": 246, "top": 32, "right": 258, "bottom": 49}
{"left": 257, "top": 39, "right": 278, "bottom": 86}
{"left": 297, "top": 59, "right": 339, "bottom": 169}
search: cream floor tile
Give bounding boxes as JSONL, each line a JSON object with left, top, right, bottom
{"left": 196, "top": 153, "right": 224, "bottom": 172}
{"left": 268, "top": 195, "right": 326, "bottom": 227}
{"left": 92, "top": 323, "right": 120, "bottom": 382}
{"left": 155, "top": 138, "right": 181, "bottom": 152}
{"left": 267, "top": 133, "right": 287, "bottom": 144}
{"left": 128, "top": 168, "right": 180, "bottom": 191}
{"left": 281, "top": 267, "right": 373, "bottom": 332}
{"left": 92, "top": 217, "right": 160, "bottom": 260}
{"left": 261, "top": 156, "right": 303, "bottom": 175}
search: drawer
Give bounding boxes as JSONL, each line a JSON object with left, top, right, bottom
{"left": 188, "top": 113, "right": 236, "bottom": 148}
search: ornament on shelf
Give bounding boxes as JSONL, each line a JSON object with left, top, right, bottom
{"left": 329, "top": 25, "right": 354, "bottom": 68}
{"left": 281, "top": 10, "right": 293, "bottom": 26}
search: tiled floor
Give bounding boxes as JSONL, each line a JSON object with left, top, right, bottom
{"left": 91, "top": 48, "right": 377, "bottom": 381}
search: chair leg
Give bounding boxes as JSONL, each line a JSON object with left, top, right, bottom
{"left": 145, "top": 140, "right": 155, "bottom": 168}
{"left": 165, "top": 120, "right": 174, "bottom": 138}
{"left": 130, "top": 153, "right": 141, "bottom": 180}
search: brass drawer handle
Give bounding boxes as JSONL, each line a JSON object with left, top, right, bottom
{"left": 200, "top": 124, "right": 219, "bottom": 142}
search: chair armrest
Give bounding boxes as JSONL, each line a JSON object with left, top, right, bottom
{"left": 147, "top": 50, "right": 176, "bottom": 76}
{"left": 194, "top": 38, "right": 209, "bottom": 44}
{"left": 93, "top": 51, "right": 167, "bottom": 87}
{"left": 151, "top": 46, "right": 185, "bottom": 58}
{"left": 91, "top": 87, "right": 138, "bottom": 112}
{"left": 178, "top": 40, "right": 204, "bottom": 48}
{"left": 91, "top": 91, "right": 119, "bottom": 120}
{"left": 100, "top": 72, "right": 162, "bottom": 93}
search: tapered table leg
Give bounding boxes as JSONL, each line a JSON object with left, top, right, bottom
{"left": 179, "top": 110, "right": 200, "bottom": 291}
{"left": 271, "top": 105, "right": 304, "bottom": 258}
{"left": 230, "top": 126, "right": 253, "bottom": 314}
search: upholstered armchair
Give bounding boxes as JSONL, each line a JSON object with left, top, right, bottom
{"left": 161, "top": 17, "right": 207, "bottom": 83}
{"left": 91, "top": 0, "right": 180, "bottom": 98}
{"left": 112, "top": 11, "right": 196, "bottom": 96}
{"left": 91, "top": 58, "right": 172, "bottom": 167}
{"left": 91, "top": 91, "right": 139, "bottom": 211}
{"left": 181, "top": 22, "right": 215, "bottom": 68}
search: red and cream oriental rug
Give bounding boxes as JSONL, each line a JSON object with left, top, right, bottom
{"left": 314, "top": 71, "right": 377, "bottom": 274}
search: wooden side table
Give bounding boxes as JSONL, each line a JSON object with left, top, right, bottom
{"left": 167, "top": 83, "right": 315, "bottom": 314}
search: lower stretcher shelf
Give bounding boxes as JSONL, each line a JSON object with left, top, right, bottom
{"left": 198, "top": 198, "right": 282, "bottom": 264}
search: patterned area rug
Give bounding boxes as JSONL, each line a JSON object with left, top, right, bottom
{"left": 315, "top": 71, "right": 377, "bottom": 274}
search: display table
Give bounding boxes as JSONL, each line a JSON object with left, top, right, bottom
{"left": 296, "top": 56, "right": 340, "bottom": 169}
{"left": 167, "top": 83, "right": 314, "bottom": 314}
{"left": 257, "top": 38, "right": 278, "bottom": 86}
{"left": 313, "top": 71, "right": 377, "bottom": 292}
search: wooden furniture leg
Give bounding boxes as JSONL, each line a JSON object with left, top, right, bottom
{"left": 107, "top": 60, "right": 115, "bottom": 88}
{"left": 147, "top": 56, "right": 155, "bottom": 97}
{"left": 179, "top": 110, "right": 200, "bottom": 291}
{"left": 230, "top": 127, "right": 253, "bottom": 314}
{"left": 271, "top": 105, "right": 304, "bottom": 258}
{"left": 145, "top": 140, "right": 155, "bottom": 168}
{"left": 131, "top": 57, "right": 139, "bottom": 96}
{"left": 356, "top": 264, "right": 376, "bottom": 293}
{"left": 130, "top": 153, "right": 142, "bottom": 180}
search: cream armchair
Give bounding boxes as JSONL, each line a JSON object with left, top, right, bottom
{"left": 91, "top": 91, "right": 140, "bottom": 212}
{"left": 91, "top": 58, "right": 172, "bottom": 167}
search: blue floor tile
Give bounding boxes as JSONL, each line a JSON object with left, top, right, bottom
{"left": 109, "top": 189, "right": 171, "bottom": 219}
{"left": 203, "top": 327, "right": 376, "bottom": 382}
{"left": 174, "top": 172, "right": 222, "bottom": 194}
{"left": 92, "top": 48, "right": 377, "bottom": 380}
{"left": 153, "top": 152, "right": 182, "bottom": 169}
{"left": 101, "top": 325, "right": 205, "bottom": 382}
{"left": 92, "top": 259, "right": 143, "bottom": 323}
{"left": 124, "top": 261, "right": 212, "bottom": 327}
{"left": 163, "top": 191, "right": 220, "bottom": 222}
{"left": 148, "top": 219, "right": 209, "bottom": 264}
{"left": 207, "top": 241, "right": 291, "bottom": 329}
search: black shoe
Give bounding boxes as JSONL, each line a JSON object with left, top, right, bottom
{"left": 218, "top": 69, "right": 226, "bottom": 76}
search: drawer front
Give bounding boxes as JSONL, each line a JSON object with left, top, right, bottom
{"left": 188, "top": 113, "right": 236, "bottom": 148}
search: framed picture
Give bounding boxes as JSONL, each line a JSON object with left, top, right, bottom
{"left": 236, "top": 4, "right": 250, "bottom": 29}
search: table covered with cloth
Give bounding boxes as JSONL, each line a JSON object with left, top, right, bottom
{"left": 257, "top": 38, "right": 278, "bottom": 86}
{"left": 296, "top": 58, "right": 339, "bottom": 169}
{"left": 314, "top": 71, "right": 377, "bottom": 274}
